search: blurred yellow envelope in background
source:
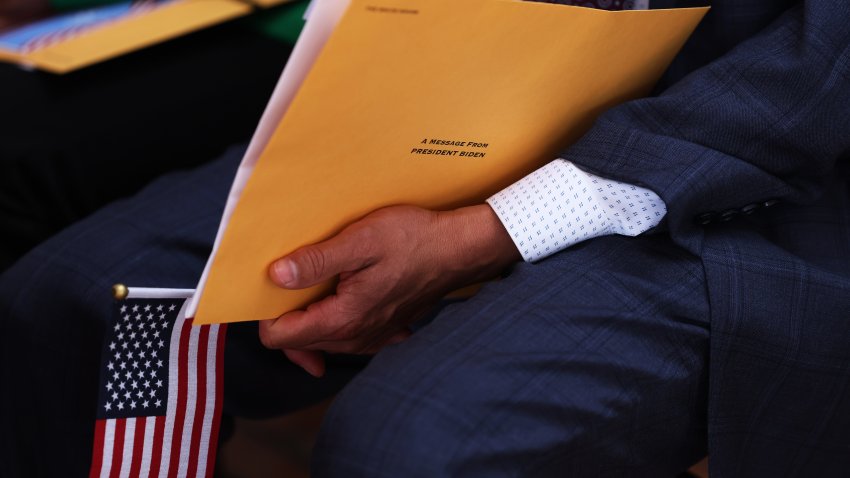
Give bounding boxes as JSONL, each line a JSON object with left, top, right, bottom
{"left": 0, "top": 0, "right": 298, "bottom": 73}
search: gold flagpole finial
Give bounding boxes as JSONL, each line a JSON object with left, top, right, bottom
{"left": 112, "top": 283, "right": 129, "bottom": 301}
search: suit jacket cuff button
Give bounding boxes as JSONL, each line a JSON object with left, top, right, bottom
{"left": 741, "top": 203, "right": 760, "bottom": 215}
{"left": 696, "top": 212, "right": 716, "bottom": 225}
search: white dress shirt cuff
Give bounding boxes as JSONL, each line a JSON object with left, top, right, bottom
{"left": 486, "top": 159, "right": 667, "bottom": 262}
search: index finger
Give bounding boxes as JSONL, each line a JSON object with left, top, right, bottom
{"left": 257, "top": 294, "right": 353, "bottom": 350}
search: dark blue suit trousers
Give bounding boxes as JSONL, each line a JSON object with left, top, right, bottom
{"left": 2, "top": 0, "right": 849, "bottom": 476}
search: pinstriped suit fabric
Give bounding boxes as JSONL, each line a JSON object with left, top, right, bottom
{"left": 557, "top": 0, "right": 850, "bottom": 474}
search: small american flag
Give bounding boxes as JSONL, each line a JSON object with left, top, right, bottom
{"left": 89, "top": 288, "right": 226, "bottom": 478}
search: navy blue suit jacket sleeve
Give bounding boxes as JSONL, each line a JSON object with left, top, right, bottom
{"left": 561, "top": 0, "right": 850, "bottom": 249}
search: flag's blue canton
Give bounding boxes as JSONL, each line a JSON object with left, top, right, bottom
{"left": 95, "top": 298, "right": 184, "bottom": 420}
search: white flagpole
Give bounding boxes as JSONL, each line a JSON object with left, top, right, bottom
{"left": 113, "top": 284, "right": 195, "bottom": 301}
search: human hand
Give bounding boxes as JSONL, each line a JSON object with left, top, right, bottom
{"left": 258, "top": 204, "right": 521, "bottom": 377}
{"left": 0, "top": 0, "right": 51, "bottom": 32}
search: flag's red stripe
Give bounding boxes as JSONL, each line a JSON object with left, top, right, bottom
{"left": 89, "top": 419, "right": 107, "bottom": 478}
{"left": 129, "top": 416, "right": 147, "bottom": 477}
{"left": 204, "top": 325, "right": 227, "bottom": 478}
{"left": 185, "top": 326, "right": 210, "bottom": 478}
{"left": 149, "top": 416, "right": 166, "bottom": 478}
{"left": 109, "top": 418, "right": 126, "bottom": 478}
{"left": 167, "top": 318, "right": 194, "bottom": 478}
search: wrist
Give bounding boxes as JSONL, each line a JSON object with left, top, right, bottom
{"left": 436, "top": 204, "right": 521, "bottom": 282}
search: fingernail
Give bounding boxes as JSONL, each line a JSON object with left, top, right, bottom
{"left": 304, "top": 361, "right": 325, "bottom": 378}
{"left": 272, "top": 259, "right": 298, "bottom": 287}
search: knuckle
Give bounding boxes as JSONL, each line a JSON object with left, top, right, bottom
{"left": 328, "top": 331, "right": 346, "bottom": 343}
{"left": 331, "top": 316, "right": 363, "bottom": 342}
{"left": 300, "top": 247, "right": 327, "bottom": 279}
{"left": 336, "top": 324, "right": 360, "bottom": 341}
{"left": 351, "top": 226, "right": 379, "bottom": 260}
{"left": 333, "top": 339, "right": 367, "bottom": 355}
{"left": 258, "top": 326, "right": 279, "bottom": 350}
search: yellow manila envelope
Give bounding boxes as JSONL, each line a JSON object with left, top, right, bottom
{"left": 0, "top": 0, "right": 252, "bottom": 74}
{"left": 193, "top": 0, "right": 708, "bottom": 325}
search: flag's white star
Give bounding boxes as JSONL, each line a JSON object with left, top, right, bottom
{"left": 117, "top": 332, "right": 124, "bottom": 341}
{"left": 105, "top": 402, "right": 112, "bottom": 411}
{"left": 127, "top": 351, "right": 134, "bottom": 360}
{"left": 141, "top": 331, "right": 148, "bottom": 339}
{"left": 137, "top": 370, "right": 144, "bottom": 379}
{"left": 156, "top": 360, "right": 163, "bottom": 368}
{"left": 147, "top": 313, "right": 153, "bottom": 320}
{"left": 144, "top": 305, "right": 151, "bottom": 312}
{"left": 129, "top": 332, "right": 136, "bottom": 340}
{"left": 130, "top": 401, "right": 137, "bottom": 409}
{"left": 151, "top": 350, "right": 158, "bottom": 358}
{"left": 106, "top": 382, "right": 113, "bottom": 390}
{"left": 157, "top": 340, "right": 165, "bottom": 348}
{"left": 113, "top": 323, "right": 120, "bottom": 332}
{"left": 111, "top": 392, "right": 118, "bottom": 401}
{"left": 136, "top": 390, "right": 144, "bottom": 399}
{"left": 124, "top": 371, "right": 132, "bottom": 380}
{"left": 119, "top": 362, "right": 126, "bottom": 370}
{"left": 143, "top": 380, "right": 151, "bottom": 388}
{"left": 122, "top": 314, "right": 130, "bottom": 322}
{"left": 107, "top": 362, "right": 114, "bottom": 371}
{"left": 120, "top": 305, "right": 127, "bottom": 313}
{"left": 121, "top": 342, "right": 128, "bottom": 350}
{"left": 139, "top": 350, "right": 147, "bottom": 359}
{"left": 118, "top": 381, "right": 126, "bottom": 390}
{"left": 113, "top": 351, "right": 121, "bottom": 360}
{"left": 131, "top": 380, "right": 138, "bottom": 389}
{"left": 159, "top": 313, "right": 165, "bottom": 320}
{"left": 112, "top": 371, "right": 120, "bottom": 381}
{"left": 155, "top": 379, "right": 163, "bottom": 388}
{"left": 132, "top": 305, "right": 139, "bottom": 312}
{"left": 133, "top": 342, "right": 140, "bottom": 350}
{"left": 117, "top": 402, "right": 124, "bottom": 410}
{"left": 157, "top": 305, "right": 163, "bottom": 311}
{"left": 149, "top": 389, "right": 157, "bottom": 398}
{"left": 152, "top": 331, "right": 160, "bottom": 339}
{"left": 155, "top": 399, "right": 162, "bottom": 407}
{"left": 132, "top": 361, "right": 139, "bottom": 369}
{"left": 146, "top": 341, "right": 153, "bottom": 349}
{"left": 168, "top": 304, "right": 176, "bottom": 311}
{"left": 143, "top": 400, "right": 150, "bottom": 408}
{"left": 144, "top": 360, "right": 151, "bottom": 369}
{"left": 108, "top": 342, "right": 116, "bottom": 351}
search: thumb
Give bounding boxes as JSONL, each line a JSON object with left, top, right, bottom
{"left": 269, "top": 231, "right": 373, "bottom": 289}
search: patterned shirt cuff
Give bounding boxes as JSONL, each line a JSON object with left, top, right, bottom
{"left": 486, "top": 159, "right": 667, "bottom": 262}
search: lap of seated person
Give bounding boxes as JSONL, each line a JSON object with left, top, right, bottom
{"left": 0, "top": 144, "right": 711, "bottom": 476}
